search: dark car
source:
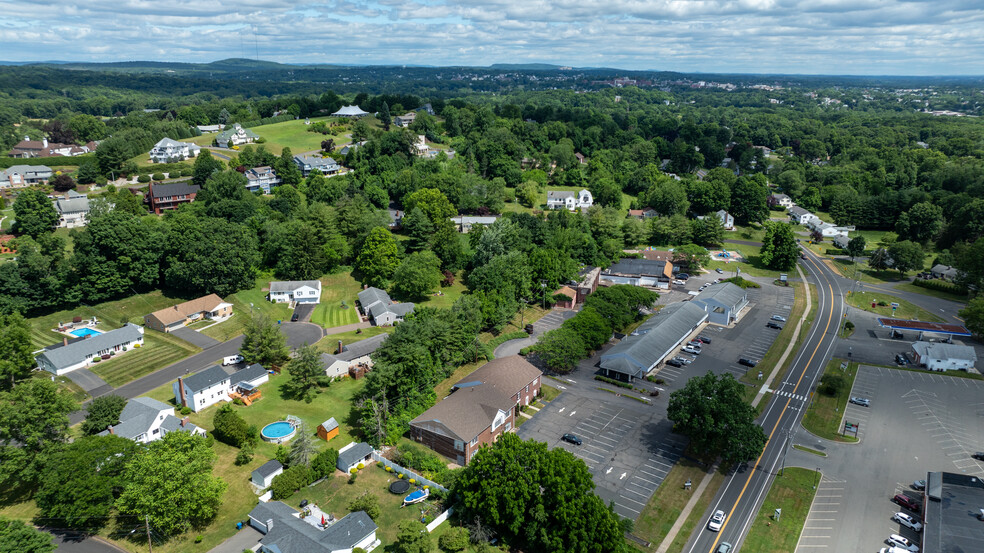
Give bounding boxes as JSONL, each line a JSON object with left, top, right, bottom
{"left": 973, "top": 452, "right": 984, "bottom": 461}
{"left": 677, "top": 273, "right": 690, "bottom": 280}
{"left": 666, "top": 358, "right": 685, "bottom": 368}
{"left": 697, "top": 335, "right": 712, "bottom": 344}
{"left": 895, "top": 354, "right": 909, "bottom": 366}
{"left": 894, "top": 493, "right": 921, "bottom": 513}
{"left": 738, "top": 358, "right": 757, "bottom": 367}
{"left": 766, "top": 322, "right": 783, "bottom": 330}
{"left": 525, "top": 324, "right": 535, "bottom": 334}
{"left": 561, "top": 433, "right": 582, "bottom": 446}
{"left": 290, "top": 312, "right": 299, "bottom": 322}
{"left": 891, "top": 329, "right": 904, "bottom": 340}
{"left": 715, "top": 543, "right": 733, "bottom": 553}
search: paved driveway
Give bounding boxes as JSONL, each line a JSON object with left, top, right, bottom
{"left": 171, "top": 327, "right": 222, "bottom": 349}
{"left": 493, "top": 308, "right": 576, "bottom": 358}
{"left": 206, "top": 526, "right": 262, "bottom": 553}
{"left": 65, "top": 368, "right": 109, "bottom": 393}
{"left": 292, "top": 303, "right": 317, "bottom": 323}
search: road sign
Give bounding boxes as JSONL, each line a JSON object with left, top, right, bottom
{"left": 774, "top": 508, "right": 782, "bottom": 521}
{"left": 780, "top": 273, "right": 787, "bottom": 282}
{"left": 890, "top": 302, "right": 900, "bottom": 308}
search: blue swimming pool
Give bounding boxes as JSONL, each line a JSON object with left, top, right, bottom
{"left": 70, "top": 328, "right": 103, "bottom": 338}
{"left": 261, "top": 421, "right": 297, "bottom": 443}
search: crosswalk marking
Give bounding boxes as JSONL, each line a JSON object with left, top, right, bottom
{"left": 773, "top": 390, "right": 806, "bottom": 401}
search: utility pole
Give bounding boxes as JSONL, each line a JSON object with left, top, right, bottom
{"left": 145, "top": 515, "right": 153, "bottom": 553}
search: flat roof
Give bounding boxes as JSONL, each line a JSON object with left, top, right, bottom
{"left": 877, "top": 318, "right": 971, "bottom": 336}
{"left": 922, "top": 471, "right": 984, "bottom": 553}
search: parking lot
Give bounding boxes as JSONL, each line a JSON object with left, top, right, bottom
{"left": 792, "top": 365, "right": 984, "bottom": 552}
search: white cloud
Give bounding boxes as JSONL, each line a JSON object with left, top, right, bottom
{"left": 0, "top": 0, "right": 981, "bottom": 74}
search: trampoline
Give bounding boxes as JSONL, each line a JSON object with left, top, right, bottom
{"left": 389, "top": 480, "right": 411, "bottom": 494}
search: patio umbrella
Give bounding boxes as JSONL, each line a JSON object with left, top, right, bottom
{"left": 321, "top": 515, "right": 326, "bottom": 526}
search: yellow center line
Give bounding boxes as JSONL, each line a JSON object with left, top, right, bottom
{"left": 706, "top": 254, "right": 835, "bottom": 552}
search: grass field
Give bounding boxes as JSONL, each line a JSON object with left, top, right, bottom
{"left": 665, "top": 465, "right": 729, "bottom": 552}
{"left": 200, "top": 275, "right": 294, "bottom": 341}
{"left": 633, "top": 458, "right": 721, "bottom": 548}
{"left": 317, "top": 326, "right": 394, "bottom": 351}
{"left": 801, "top": 359, "right": 859, "bottom": 442}
{"left": 705, "top": 243, "right": 785, "bottom": 279}
{"left": 310, "top": 272, "right": 363, "bottom": 328}
{"left": 893, "top": 282, "right": 969, "bottom": 302}
{"left": 845, "top": 290, "right": 944, "bottom": 322}
{"left": 90, "top": 331, "right": 201, "bottom": 387}
{"left": 741, "top": 467, "right": 820, "bottom": 553}
{"left": 240, "top": 117, "right": 348, "bottom": 155}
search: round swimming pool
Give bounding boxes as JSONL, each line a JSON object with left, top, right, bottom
{"left": 261, "top": 421, "right": 297, "bottom": 443}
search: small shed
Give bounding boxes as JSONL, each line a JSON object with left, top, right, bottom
{"left": 317, "top": 417, "right": 339, "bottom": 442}
{"left": 337, "top": 442, "right": 374, "bottom": 473}
{"left": 251, "top": 459, "right": 283, "bottom": 489}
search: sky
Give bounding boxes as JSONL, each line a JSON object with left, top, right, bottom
{"left": 1, "top": 0, "right": 984, "bottom": 75}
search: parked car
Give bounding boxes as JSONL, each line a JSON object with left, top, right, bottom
{"left": 675, "top": 356, "right": 695, "bottom": 365}
{"left": 222, "top": 355, "right": 244, "bottom": 366}
{"left": 525, "top": 324, "right": 534, "bottom": 334}
{"left": 713, "top": 278, "right": 722, "bottom": 283}
{"left": 879, "top": 547, "right": 911, "bottom": 553}
{"left": 715, "top": 542, "right": 732, "bottom": 553}
{"left": 886, "top": 534, "right": 919, "bottom": 552}
{"left": 893, "top": 512, "right": 923, "bottom": 532}
{"left": 677, "top": 273, "right": 689, "bottom": 280}
{"left": 766, "top": 322, "right": 783, "bottom": 330}
{"left": 771, "top": 315, "right": 787, "bottom": 322}
{"left": 972, "top": 452, "right": 984, "bottom": 461}
{"left": 688, "top": 340, "right": 704, "bottom": 347}
{"left": 707, "top": 510, "right": 726, "bottom": 532}
{"left": 893, "top": 494, "right": 921, "bottom": 513}
{"left": 666, "top": 358, "right": 685, "bottom": 368}
{"left": 738, "top": 358, "right": 757, "bottom": 367}
{"left": 683, "top": 346, "right": 702, "bottom": 355}
{"left": 673, "top": 279, "right": 686, "bottom": 285}
{"left": 697, "top": 335, "right": 712, "bottom": 344}
{"left": 912, "top": 480, "right": 926, "bottom": 491}
{"left": 561, "top": 433, "right": 582, "bottom": 446}
{"left": 895, "top": 354, "right": 909, "bottom": 366}
{"left": 716, "top": 268, "right": 724, "bottom": 274}
{"left": 290, "top": 312, "right": 300, "bottom": 322}
{"left": 849, "top": 397, "right": 871, "bottom": 407}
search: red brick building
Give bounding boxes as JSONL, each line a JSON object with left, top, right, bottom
{"left": 409, "top": 356, "right": 541, "bottom": 465}
{"left": 148, "top": 182, "right": 200, "bottom": 214}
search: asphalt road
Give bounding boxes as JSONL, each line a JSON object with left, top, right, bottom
{"left": 684, "top": 248, "right": 845, "bottom": 553}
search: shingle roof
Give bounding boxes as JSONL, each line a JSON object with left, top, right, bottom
{"left": 328, "top": 334, "right": 388, "bottom": 363}
{"left": 146, "top": 294, "right": 227, "bottom": 326}
{"left": 215, "top": 124, "right": 259, "bottom": 143}
{"left": 336, "top": 442, "right": 374, "bottom": 470}
{"left": 232, "top": 363, "right": 268, "bottom": 386}
{"left": 357, "top": 287, "right": 391, "bottom": 308}
{"left": 252, "top": 459, "right": 284, "bottom": 480}
{"left": 294, "top": 154, "right": 339, "bottom": 169}
{"left": 319, "top": 418, "right": 338, "bottom": 432}
{"left": 911, "top": 341, "right": 977, "bottom": 362}
{"left": 605, "top": 258, "right": 670, "bottom": 278}
{"left": 159, "top": 414, "right": 201, "bottom": 435}
{"left": 547, "top": 191, "right": 575, "bottom": 200}
{"left": 250, "top": 501, "right": 378, "bottom": 553}
{"left": 359, "top": 287, "right": 415, "bottom": 320}
{"left": 182, "top": 365, "right": 229, "bottom": 393}
{"left": 694, "top": 283, "right": 747, "bottom": 309}
{"left": 789, "top": 206, "right": 811, "bottom": 216}
{"left": 98, "top": 397, "right": 169, "bottom": 439}
{"left": 270, "top": 280, "right": 322, "bottom": 293}
{"left": 600, "top": 303, "right": 708, "bottom": 378}
{"left": 55, "top": 196, "right": 89, "bottom": 214}
{"left": 150, "top": 181, "right": 200, "bottom": 199}
{"left": 37, "top": 324, "right": 144, "bottom": 371}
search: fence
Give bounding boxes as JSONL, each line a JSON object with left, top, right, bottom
{"left": 425, "top": 506, "right": 453, "bottom": 532}
{"left": 370, "top": 451, "right": 449, "bottom": 493}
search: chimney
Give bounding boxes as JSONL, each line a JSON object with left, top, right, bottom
{"left": 178, "top": 377, "right": 187, "bottom": 407}
{"left": 42, "top": 138, "right": 48, "bottom": 148}
{"left": 337, "top": 340, "right": 343, "bottom": 355}
{"left": 181, "top": 416, "right": 190, "bottom": 427}
{"left": 108, "top": 425, "right": 114, "bottom": 435}
{"left": 63, "top": 337, "right": 68, "bottom": 346}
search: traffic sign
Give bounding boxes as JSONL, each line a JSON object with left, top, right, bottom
{"left": 775, "top": 508, "right": 782, "bottom": 521}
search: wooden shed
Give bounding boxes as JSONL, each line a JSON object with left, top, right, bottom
{"left": 317, "top": 417, "right": 339, "bottom": 442}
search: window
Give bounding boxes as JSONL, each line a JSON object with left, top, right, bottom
{"left": 505, "top": 422, "right": 512, "bottom": 432}
{"left": 454, "top": 440, "right": 464, "bottom": 452}
{"left": 470, "top": 437, "right": 478, "bottom": 447}
{"left": 153, "top": 428, "right": 159, "bottom": 435}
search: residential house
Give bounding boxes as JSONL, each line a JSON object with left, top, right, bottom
{"left": 215, "top": 124, "right": 259, "bottom": 148}
{"left": 807, "top": 220, "right": 853, "bottom": 239}
{"left": 0, "top": 165, "right": 52, "bottom": 187}
{"left": 54, "top": 192, "right": 90, "bottom": 228}
{"left": 413, "top": 135, "right": 429, "bottom": 156}
{"left": 357, "top": 287, "right": 415, "bottom": 326}
{"left": 416, "top": 103, "right": 436, "bottom": 116}
{"left": 148, "top": 137, "right": 200, "bottom": 164}
{"left": 449, "top": 215, "right": 499, "bottom": 233}
{"left": 833, "top": 235, "right": 851, "bottom": 250}
{"left": 251, "top": 460, "right": 284, "bottom": 489}
{"left": 98, "top": 397, "right": 204, "bottom": 443}
{"left": 293, "top": 154, "right": 340, "bottom": 177}
{"left": 546, "top": 189, "right": 593, "bottom": 210}
{"left": 245, "top": 166, "right": 280, "bottom": 194}
{"left": 35, "top": 323, "right": 145, "bottom": 375}
{"left": 338, "top": 141, "right": 367, "bottom": 156}
{"left": 552, "top": 285, "right": 577, "bottom": 309}
{"left": 8, "top": 137, "right": 93, "bottom": 158}
{"left": 320, "top": 334, "right": 388, "bottom": 379}
{"left": 268, "top": 280, "right": 322, "bottom": 304}
{"left": 628, "top": 207, "right": 658, "bottom": 219}
{"left": 394, "top": 112, "right": 416, "bottom": 127}
{"left": 196, "top": 124, "right": 225, "bottom": 133}
{"left": 143, "top": 294, "right": 233, "bottom": 333}
{"left": 575, "top": 152, "right": 586, "bottom": 164}
{"left": 174, "top": 363, "right": 269, "bottom": 413}
{"left": 768, "top": 193, "right": 794, "bottom": 209}
{"left": 601, "top": 258, "right": 674, "bottom": 289}
{"left": 930, "top": 264, "right": 960, "bottom": 281}
{"left": 336, "top": 442, "right": 375, "bottom": 473}
{"left": 147, "top": 182, "right": 200, "bottom": 214}
{"left": 248, "top": 501, "right": 379, "bottom": 553}
{"left": 331, "top": 105, "right": 370, "bottom": 118}
{"left": 692, "top": 282, "right": 749, "bottom": 326}
{"left": 788, "top": 206, "right": 819, "bottom": 226}
{"left": 410, "top": 356, "right": 541, "bottom": 465}
{"left": 600, "top": 302, "right": 708, "bottom": 382}
{"left": 574, "top": 266, "right": 601, "bottom": 304}
{"left": 910, "top": 342, "right": 976, "bottom": 372}
{"left": 317, "top": 418, "right": 339, "bottom": 442}
{"left": 715, "top": 210, "right": 735, "bottom": 230}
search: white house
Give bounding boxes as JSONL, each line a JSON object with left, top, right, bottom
{"left": 449, "top": 215, "right": 499, "bottom": 233}
{"left": 357, "top": 287, "right": 414, "bottom": 326}
{"left": 197, "top": 124, "right": 225, "bottom": 134}
{"left": 268, "top": 280, "right": 322, "bottom": 304}
{"left": 807, "top": 220, "right": 853, "bottom": 239}
{"left": 546, "top": 189, "right": 593, "bottom": 210}
{"left": 910, "top": 342, "right": 976, "bottom": 372}
{"left": 833, "top": 235, "right": 851, "bottom": 249}
{"left": 320, "top": 334, "right": 388, "bottom": 379}
{"left": 788, "top": 206, "right": 819, "bottom": 226}
{"left": 0, "top": 165, "right": 52, "bottom": 188}
{"left": 215, "top": 124, "right": 259, "bottom": 148}
{"left": 293, "top": 154, "right": 341, "bottom": 177}
{"left": 715, "top": 210, "right": 735, "bottom": 230}
{"left": 54, "top": 191, "right": 90, "bottom": 228}
{"left": 251, "top": 459, "right": 284, "bottom": 489}
{"left": 35, "top": 324, "right": 145, "bottom": 376}
{"left": 336, "top": 442, "right": 375, "bottom": 473}
{"left": 174, "top": 363, "right": 269, "bottom": 413}
{"left": 769, "top": 193, "right": 794, "bottom": 209}
{"left": 394, "top": 112, "right": 416, "bottom": 127}
{"left": 98, "top": 397, "right": 204, "bottom": 443}
{"left": 149, "top": 137, "right": 201, "bottom": 164}
{"left": 245, "top": 166, "right": 280, "bottom": 194}
{"left": 692, "top": 283, "right": 749, "bottom": 326}
{"left": 248, "top": 501, "right": 379, "bottom": 553}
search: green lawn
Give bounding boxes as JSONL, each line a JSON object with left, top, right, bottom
{"left": 316, "top": 326, "right": 394, "bottom": 351}
{"left": 310, "top": 272, "right": 363, "bottom": 328}
{"left": 666, "top": 465, "right": 729, "bottom": 552}
{"left": 801, "top": 359, "right": 859, "bottom": 442}
{"left": 740, "top": 467, "right": 820, "bottom": 553}
{"left": 410, "top": 277, "right": 469, "bottom": 310}
{"left": 502, "top": 186, "right": 637, "bottom": 214}
{"left": 704, "top": 244, "right": 785, "bottom": 279}
{"left": 238, "top": 117, "right": 341, "bottom": 155}
{"left": 200, "top": 275, "right": 293, "bottom": 342}
{"left": 633, "top": 458, "right": 722, "bottom": 548}
{"left": 90, "top": 331, "right": 201, "bottom": 387}
{"left": 893, "top": 282, "right": 969, "bottom": 302}
{"left": 845, "top": 290, "right": 944, "bottom": 322}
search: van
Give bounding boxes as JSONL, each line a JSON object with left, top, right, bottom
{"left": 223, "top": 355, "right": 244, "bottom": 366}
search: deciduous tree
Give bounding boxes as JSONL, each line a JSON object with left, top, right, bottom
{"left": 12, "top": 189, "right": 57, "bottom": 238}
{"left": 0, "top": 313, "right": 34, "bottom": 389}
{"left": 392, "top": 250, "right": 442, "bottom": 300}
{"left": 394, "top": 520, "right": 432, "bottom": 553}
{"left": 80, "top": 394, "right": 128, "bottom": 435}
{"left": 0, "top": 516, "right": 55, "bottom": 553}
{"left": 887, "top": 240, "right": 924, "bottom": 276}
{"left": 355, "top": 227, "right": 400, "bottom": 288}
{"left": 846, "top": 236, "right": 866, "bottom": 261}
{"left": 760, "top": 221, "right": 799, "bottom": 270}
{"left": 0, "top": 379, "right": 78, "bottom": 489}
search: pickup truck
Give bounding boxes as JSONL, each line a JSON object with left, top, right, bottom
{"left": 222, "top": 355, "right": 244, "bottom": 366}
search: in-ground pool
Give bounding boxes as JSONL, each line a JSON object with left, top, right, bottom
{"left": 261, "top": 421, "right": 297, "bottom": 443}
{"left": 70, "top": 328, "right": 103, "bottom": 338}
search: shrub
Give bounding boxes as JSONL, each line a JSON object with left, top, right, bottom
{"left": 409, "top": 478, "right": 416, "bottom": 485}
{"left": 311, "top": 447, "right": 339, "bottom": 480}
{"left": 181, "top": 168, "right": 194, "bottom": 177}
{"left": 180, "top": 406, "right": 192, "bottom": 415}
{"left": 357, "top": 462, "right": 365, "bottom": 470}
{"left": 271, "top": 465, "right": 313, "bottom": 500}
{"left": 913, "top": 278, "right": 968, "bottom": 296}
{"left": 438, "top": 526, "right": 470, "bottom": 552}
{"left": 385, "top": 466, "right": 393, "bottom": 473}
{"left": 820, "top": 373, "right": 845, "bottom": 397}
{"left": 152, "top": 173, "right": 165, "bottom": 181}
{"left": 212, "top": 404, "right": 257, "bottom": 448}
{"left": 195, "top": 535, "right": 203, "bottom": 544}
{"left": 347, "top": 491, "right": 381, "bottom": 521}
{"left": 137, "top": 174, "right": 150, "bottom": 183}
{"left": 844, "top": 321, "right": 855, "bottom": 331}
{"left": 234, "top": 445, "right": 254, "bottom": 466}
{"left": 722, "top": 276, "right": 761, "bottom": 289}
{"left": 595, "top": 375, "right": 633, "bottom": 389}
{"left": 92, "top": 357, "right": 101, "bottom": 363}
{"left": 350, "top": 467, "right": 358, "bottom": 475}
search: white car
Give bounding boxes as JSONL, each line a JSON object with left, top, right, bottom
{"left": 879, "top": 547, "right": 912, "bottom": 553}
{"left": 673, "top": 279, "right": 686, "bottom": 285}
{"left": 886, "top": 534, "right": 919, "bottom": 552}
{"left": 707, "top": 509, "right": 725, "bottom": 532}
{"left": 893, "top": 512, "right": 923, "bottom": 532}
{"left": 771, "top": 315, "right": 787, "bottom": 322}
{"left": 682, "top": 346, "right": 702, "bottom": 355}
{"left": 222, "top": 355, "right": 244, "bottom": 366}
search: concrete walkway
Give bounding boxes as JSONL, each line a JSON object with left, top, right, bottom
{"left": 655, "top": 462, "right": 720, "bottom": 553}
{"left": 493, "top": 309, "right": 577, "bottom": 358}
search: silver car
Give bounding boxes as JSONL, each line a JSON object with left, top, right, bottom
{"left": 849, "top": 397, "right": 871, "bottom": 407}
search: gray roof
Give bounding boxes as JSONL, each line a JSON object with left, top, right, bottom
{"left": 159, "top": 414, "right": 201, "bottom": 435}
{"left": 336, "top": 442, "right": 374, "bottom": 470}
{"left": 600, "top": 302, "right": 708, "bottom": 378}
{"left": 150, "top": 181, "right": 200, "bottom": 199}
{"left": 270, "top": 280, "right": 321, "bottom": 293}
{"left": 693, "top": 283, "right": 747, "bottom": 309}
{"left": 320, "top": 418, "right": 338, "bottom": 432}
{"left": 911, "top": 341, "right": 977, "bottom": 362}
{"left": 771, "top": 193, "right": 790, "bottom": 200}
{"left": 37, "top": 324, "right": 143, "bottom": 371}
{"left": 182, "top": 365, "right": 229, "bottom": 393}
{"left": 357, "top": 287, "right": 391, "bottom": 308}
{"left": 250, "top": 501, "right": 378, "bottom": 553}
{"left": 153, "top": 137, "right": 186, "bottom": 148}
{"left": 55, "top": 196, "right": 90, "bottom": 215}
{"left": 294, "top": 154, "right": 339, "bottom": 169}
{"left": 358, "top": 287, "right": 414, "bottom": 320}
{"left": 2, "top": 164, "right": 51, "bottom": 176}
{"left": 215, "top": 124, "right": 259, "bottom": 143}
{"left": 547, "top": 191, "right": 575, "bottom": 200}
{"left": 323, "top": 334, "right": 388, "bottom": 365}
{"left": 605, "top": 258, "right": 670, "bottom": 278}
{"left": 922, "top": 472, "right": 984, "bottom": 553}
{"left": 252, "top": 459, "right": 284, "bottom": 479}
{"left": 233, "top": 363, "right": 268, "bottom": 386}
{"left": 98, "top": 397, "right": 169, "bottom": 439}
{"left": 788, "top": 206, "right": 811, "bottom": 217}
{"left": 450, "top": 216, "right": 499, "bottom": 225}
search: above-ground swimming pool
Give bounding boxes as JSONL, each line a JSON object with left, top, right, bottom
{"left": 261, "top": 421, "right": 297, "bottom": 443}
{"left": 70, "top": 328, "right": 103, "bottom": 338}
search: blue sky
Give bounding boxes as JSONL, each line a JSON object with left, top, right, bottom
{"left": 1, "top": 0, "right": 983, "bottom": 75}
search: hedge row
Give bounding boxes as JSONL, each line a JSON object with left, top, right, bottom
{"left": 594, "top": 375, "right": 633, "bottom": 389}
{"left": 913, "top": 278, "right": 968, "bottom": 296}
{"left": 240, "top": 114, "right": 294, "bottom": 129}
{"left": 825, "top": 248, "right": 848, "bottom": 255}
{"left": 0, "top": 154, "right": 96, "bottom": 168}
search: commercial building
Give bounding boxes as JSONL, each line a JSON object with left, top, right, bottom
{"left": 921, "top": 471, "right": 984, "bottom": 553}
{"left": 599, "top": 302, "right": 708, "bottom": 381}
{"left": 692, "top": 282, "right": 749, "bottom": 326}
{"left": 601, "top": 258, "right": 673, "bottom": 289}
{"left": 910, "top": 341, "right": 977, "bottom": 372}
